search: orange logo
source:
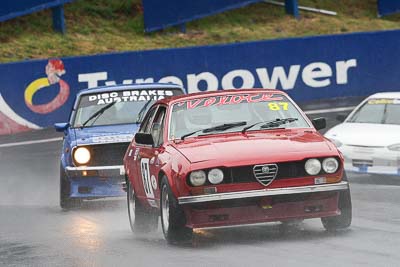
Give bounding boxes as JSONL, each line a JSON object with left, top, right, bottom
{"left": 24, "top": 59, "right": 70, "bottom": 114}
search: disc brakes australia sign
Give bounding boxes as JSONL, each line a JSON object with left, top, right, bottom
{"left": 378, "top": 0, "right": 400, "bottom": 17}
{"left": 142, "top": 0, "right": 263, "bottom": 32}
{"left": 1, "top": 30, "right": 400, "bottom": 134}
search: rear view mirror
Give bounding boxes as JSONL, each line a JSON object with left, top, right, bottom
{"left": 312, "top": 117, "right": 326, "bottom": 131}
{"left": 135, "top": 133, "right": 154, "bottom": 146}
{"left": 336, "top": 114, "right": 347, "bottom": 122}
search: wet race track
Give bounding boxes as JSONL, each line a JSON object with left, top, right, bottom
{"left": 1, "top": 107, "right": 400, "bottom": 267}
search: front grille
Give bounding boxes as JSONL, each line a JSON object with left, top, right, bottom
{"left": 352, "top": 159, "right": 373, "bottom": 167}
{"left": 253, "top": 164, "right": 278, "bottom": 186}
{"left": 77, "top": 142, "right": 130, "bottom": 166}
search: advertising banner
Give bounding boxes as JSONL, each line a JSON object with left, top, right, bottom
{"left": 142, "top": 0, "right": 263, "bottom": 32}
{"left": 1, "top": 30, "right": 400, "bottom": 134}
{"left": 378, "top": 0, "right": 400, "bottom": 17}
{"left": 0, "top": 0, "right": 73, "bottom": 22}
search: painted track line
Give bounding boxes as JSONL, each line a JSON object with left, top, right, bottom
{"left": 0, "top": 137, "right": 63, "bottom": 148}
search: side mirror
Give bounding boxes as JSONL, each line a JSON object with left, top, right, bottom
{"left": 134, "top": 132, "right": 154, "bottom": 146}
{"left": 336, "top": 114, "right": 346, "bottom": 122}
{"left": 54, "top": 122, "right": 69, "bottom": 132}
{"left": 312, "top": 117, "right": 326, "bottom": 131}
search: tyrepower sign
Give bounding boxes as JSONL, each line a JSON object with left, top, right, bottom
{"left": 1, "top": 30, "right": 400, "bottom": 134}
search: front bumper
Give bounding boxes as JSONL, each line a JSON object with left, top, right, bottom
{"left": 339, "top": 145, "right": 400, "bottom": 176}
{"left": 178, "top": 181, "right": 349, "bottom": 205}
{"left": 66, "top": 165, "right": 125, "bottom": 177}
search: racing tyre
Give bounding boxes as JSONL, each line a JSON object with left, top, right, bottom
{"left": 160, "top": 176, "right": 193, "bottom": 244}
{"left": 321, "top": 188, "right": 352, "bottom": 231}
{"left": 60, "top": 166, "right": 81, "bottom": 210}
{"left": 127, "top": 180, "right": 158, "bottom": 233}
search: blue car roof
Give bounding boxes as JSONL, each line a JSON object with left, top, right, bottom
{"left": 77, "top": 83, "right": 184, "bottom": 97}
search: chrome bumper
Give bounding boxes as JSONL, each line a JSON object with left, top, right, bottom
{"left": 178, "top": 181, "right": 349, "bottom": 205}
{"left": 65, "top": 165, "right": 125, "bottom": 177}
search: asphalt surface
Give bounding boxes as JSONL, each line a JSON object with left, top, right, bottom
{"left": 1, "top": 102, "right": 400, "bottom": 267}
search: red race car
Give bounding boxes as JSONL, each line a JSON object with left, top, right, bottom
{"left": 124, "top": 89, "right": 352, "bottom": 243}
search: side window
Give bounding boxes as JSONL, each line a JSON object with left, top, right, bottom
{"left": 139, "top": 106, "right": 158, "bottom": 133}
{"left": 150, "top": 106, "right": 167, "bottom": 147}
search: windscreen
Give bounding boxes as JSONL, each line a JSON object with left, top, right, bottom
{"left": 73, "top": 88, "right": 182, "bottom": 127}
{"left": 347, "top": 98, "right": 400, "bottom": 125}
{"left": 169, "top": 92, "right": 310, "bottom": 139}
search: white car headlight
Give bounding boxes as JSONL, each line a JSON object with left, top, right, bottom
{"left": 388, "top": 143, "right": 400, "bottom": 151}
{"left": 73, "top": 147, "right": 91, "bottom": 165}
{"left": 322, "top": 157, "right": 339, "bottom": 173}
{"left": 208, "top": 168, "right": 224, "bottom": 184}
{"left": 189, "top": 170, "right": 207, "bottom": 186}
{"left": 329, "top": 138, "right": 342, "bottom": 148}
{"left": 305, "top": 158, "right": 321, "bottom": 175}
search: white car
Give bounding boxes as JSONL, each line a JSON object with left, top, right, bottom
{"left": 324, "top": 92, "right": 400, "bottom": 176}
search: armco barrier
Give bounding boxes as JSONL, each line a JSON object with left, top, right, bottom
{"left": 378, "top": 0, "right": 400, "bottom": 17}
{"left": 0, "top": 30, "right": 400, "bottom": 135}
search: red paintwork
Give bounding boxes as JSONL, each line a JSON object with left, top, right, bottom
{"left": 185, "top": 193, "right": 339, "bottom": 229}
{"left": 124, "top": 89, "right": 344, "bottom": 229}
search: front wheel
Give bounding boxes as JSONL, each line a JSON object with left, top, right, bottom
{"left": 160, "top": 176, "right": 192, "bottom": 244}
{"left": 60, "top": 166, "right": 81, "bottom": 210}
{"left": 321, "top": 189, "right": 352, "bottom": 231}
{"left": 127, "top": 180, "right": 158, "bottom": 233}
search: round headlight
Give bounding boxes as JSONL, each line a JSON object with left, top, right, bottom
{"left": 305, "top": 158, "right": 321, "bottom": 175}
{"left": 322, "top": 157, "right": 339, "bottom": 173}
{"left": 208, "top": 168, "right": 224, "bottom": 184}
{"left": 74, "top": 147, "right": 91, "bottom": 165}
{"left": 388, "top": 143, "right": 400, "bottom": 151}
{"left": 189, "top": 170, "right": 206, "bottom": 186}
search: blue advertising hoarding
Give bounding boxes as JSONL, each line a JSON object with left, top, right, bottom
{"left": 378, "top": 0, "right": 400, "bottom": 17}
{"left": 0, "top": 30, "right": 400, "bottom": 134}
{"left": 143, "top": 0, "right": 264, "bottom": 32}
{"left": 0, "top": 0, "right": 73, "bottom": 22}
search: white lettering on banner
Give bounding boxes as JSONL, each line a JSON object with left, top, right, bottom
{"left": 256, "top": 65, "right": 300, "bottom": 90}
{"left": 123, "top": 79, "right": 133, "bottom": 84}
{"left": 336, "top": 59, "right": 357, "bottom": 84}
{"left": 187, "top": 72, "right": 218, "bottom": 92}
{"left": 222, "top": 69, "right": 255, "bottom": 89}
{"left": 158, "top": 76, "right": 183, "bottom": 86}
{"left": 77, "top": 59, "right": 357, "bottom": 93}
{"left": 135, "top": 78, "right": 154, "bottom": 84}
{"left": 78, "top": 72, "right": 108, "bottom": 88}
{"left": 302, "top": 62, "right": 332, "bottom": 88}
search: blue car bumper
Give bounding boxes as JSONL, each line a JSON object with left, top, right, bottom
{"left": 66, "top": 165, "right": 126, "bottom": 198}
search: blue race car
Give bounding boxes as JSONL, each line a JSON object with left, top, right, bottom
{"left": 54, "top": 83, "right": 184, "bottom": 209}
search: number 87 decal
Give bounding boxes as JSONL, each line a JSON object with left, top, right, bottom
{"left": 140, "top": 158, "right": 154, "bottom": 198}
{"left": 268, "top": 102, "right": 289, "bottom": 111}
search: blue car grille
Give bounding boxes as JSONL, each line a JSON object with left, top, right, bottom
{"left": 84, "top": 142, "right": 130, "bottom": 166}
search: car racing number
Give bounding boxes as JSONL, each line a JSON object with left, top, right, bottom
{"left": 140, "top": 158, "right": 154, "bottom": 199}
{"left": 268, "top": 102, "right": 288, "bottom": 111}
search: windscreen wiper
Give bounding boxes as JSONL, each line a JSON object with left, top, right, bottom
{"left": 181, "top": 121, "right": 247, "bottom": 140}
{"left": 81, "top": 102, "right": 116, "bottom": 128}
{"left": 136, "top": 100, "right": 153, "bottom": 124}
{"left": 241, "top": 118, "right": 298, "bottom": 133}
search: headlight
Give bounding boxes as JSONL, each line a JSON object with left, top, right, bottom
{"left": 189, "top": 170, "right": 207, "bottom": 186}
{"left": 388, "top": 143, "right": 400, "bottom": 151}
{"left": 208, "top": 168, "right": 224, "bottom": 184}
{"left": 329, "top": 138, "right": 342, "bottom": 148}
{"left": 73, "top": 147, "right": 91, "bottom": 165}
{"left": 322, "top": 157, "right": 339, "bottom": 173}
{"left": 305, "top": 158, "right": 321, "bottom": 175}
